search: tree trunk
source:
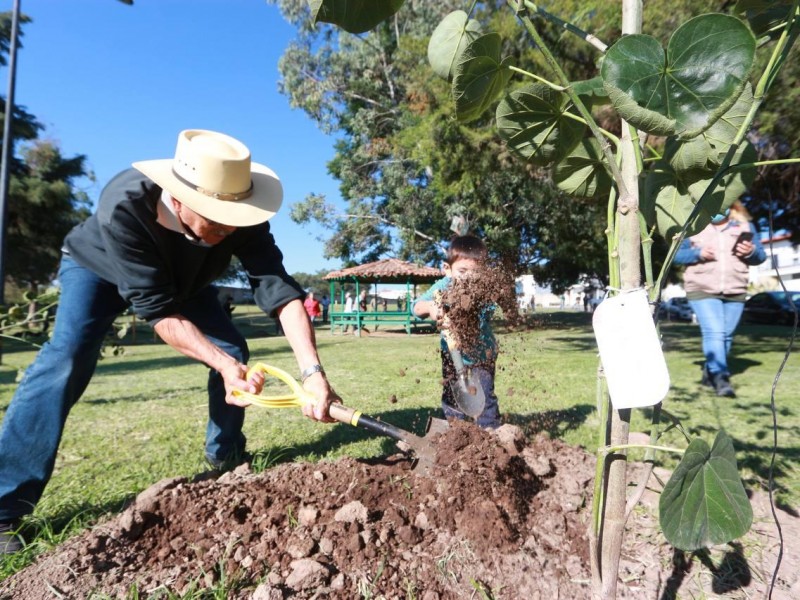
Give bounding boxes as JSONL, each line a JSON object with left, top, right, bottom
{"left": 598, "top": 1, "right": 642, "bottom": 598}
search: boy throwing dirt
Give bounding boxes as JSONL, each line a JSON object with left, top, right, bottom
{"left": 412, "top": 235, "right": 501, "bottom": 428}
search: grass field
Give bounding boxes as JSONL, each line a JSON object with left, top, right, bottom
{"left": 0, "top": 306, "right": 797, "bottom": 577}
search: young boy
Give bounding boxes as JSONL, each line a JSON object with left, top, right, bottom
{"left": 412, "top": 235, "right": 501, "bottom": 428}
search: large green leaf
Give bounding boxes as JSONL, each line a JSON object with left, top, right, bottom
{"left": 308, "top": 0, "right": 405, "bottom": 34}
{"left": 659, "top": 431, "right": 752, "bottom": 552}
{"left": 428, "top": 11, "right": 483, "bottom": 81}
{"left": 642, "top": 141, "right": 756, "bottom": 240}
{"left": 572, "top": 76, "right": 610, "bottom": 109}
{"left": 601, "top": 14, "right": 755, "bottom": 138}
{"left": 735, "top": 0, "right": 795, "bottom": 39}
{"left": 702, "top": 84, "right": 755, "bottom": 160}
{"left": 665, "top": 84, "right": 755, "bottom": 175}
{"left": 642, "top": 163, "right": 692, "bottom": 240}
{"left": 495, "top": 83, "right": 585, "bottom": 166}
{"left": 553, "top": 138, "right": 612, "bottom": 198}
{"left": 452, "top": 33, "right": 514, "bottom": 123}
{"left": 685, "top": 140, "right": 757, "bottom": 208}
{"left": 664, "top": 136, "right": 717, "bottom": 174}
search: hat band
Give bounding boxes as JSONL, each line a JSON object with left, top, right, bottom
{"left": 172, "top": 168, "right": 254, "bottom": 201}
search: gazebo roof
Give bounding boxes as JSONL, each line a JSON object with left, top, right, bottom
{"left": 324, "top": 258, "right": 443, "bottom": 284}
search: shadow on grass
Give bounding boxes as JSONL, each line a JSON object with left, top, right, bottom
{"left": 660, "top": 543, "right": 752, "bottom": 600}
{"left": 505, "top": 405, "right": 595, "bottom": 439}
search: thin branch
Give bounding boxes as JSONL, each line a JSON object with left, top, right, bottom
{"left": 522, "top": 0, "right": 608, "bottom": 52}
{"left": 335, "top": 212, "right": 447, "bottom": 253}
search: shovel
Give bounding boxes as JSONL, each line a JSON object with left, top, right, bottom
{"left": 444, "top": 334, "right": 486, "bottom": 419}
{"left": 434, "top": 290, "right": 486, "bottom": 419}
{"left": 233, "top": 363, "right": 447, "bottom": 473}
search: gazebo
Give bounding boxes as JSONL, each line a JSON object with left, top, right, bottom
{"left": 324, "top": 258, "right": 443, "bottom": 335}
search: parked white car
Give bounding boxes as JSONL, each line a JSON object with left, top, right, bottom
{"left": 657, "top": 298, "right": 694, "bottom": 322}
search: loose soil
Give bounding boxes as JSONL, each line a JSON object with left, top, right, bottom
{"left": 1, "top": 422, "right": 797, "bottom": 599}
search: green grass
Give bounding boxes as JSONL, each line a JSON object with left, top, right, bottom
{"left": 0, "top": 306, "right": 797, "bottom": 581}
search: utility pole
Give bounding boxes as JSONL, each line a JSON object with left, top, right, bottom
{"left": 0, "top": 0, "right": 21, "bottom": 363}
{"left": 0, "top": 0, "right": 21, "bottom": 306}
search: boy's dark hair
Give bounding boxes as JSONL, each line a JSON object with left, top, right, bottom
{"left": 446, "top": 234, "right": 488, "bottom": 265}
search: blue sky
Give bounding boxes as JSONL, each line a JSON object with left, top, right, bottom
{"left": 9, "top": 0, "right": 344, "bottom": 275}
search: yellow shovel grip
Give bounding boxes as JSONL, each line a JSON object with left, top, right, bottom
{"left": 232, "top": 362, "right": 316, "bottom": 408}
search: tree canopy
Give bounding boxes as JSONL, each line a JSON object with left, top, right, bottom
{"left": 272, "top": 0, "right": 800, "bottom": 291}
{"left": 272, "top": 0, "right": 613, "bottom": 291}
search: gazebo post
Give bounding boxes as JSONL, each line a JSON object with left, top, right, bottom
{"left": 354, "top": 278, "right": 361, "bottom": 337}
{"left": 328, "top": 280, "right": 335, "bottom": 330}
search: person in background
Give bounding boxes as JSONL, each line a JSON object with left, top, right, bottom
{"left": 343, "top": 292, "right": 355, "bottom": 333}
{"left": 358, "top": 289, "right": 368, "bottom": 312}
{"left": 304, "top": 291, "right": 321, "bottom": 324}
{"left": 412, "top": 235, "right": 501, "bottom": 429}
{"left": 0, "top": 129, "right": 340, "bottom": 554}
{"left": 673, "top": 200, "right": 766, "bottom": 397}
{"left": 320, "top": 294, "right": 331, "bottom": 323}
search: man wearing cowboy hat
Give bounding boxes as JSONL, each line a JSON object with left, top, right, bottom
{"left": 0, "top": 130, "right": 340, "bottom": 554}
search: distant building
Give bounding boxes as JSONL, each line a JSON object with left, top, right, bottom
{"left": 516, "top": 274, "right": 563, "bottom": 308}
{"left": 748, "top": 233, "right": 800, "bottom": 292}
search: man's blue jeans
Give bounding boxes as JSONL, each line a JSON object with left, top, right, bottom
{"left": 0, "top": 257, "right": 248, "bottom": 521}
{"left": 688, "top": 298, "right": 745, "bottom": 376}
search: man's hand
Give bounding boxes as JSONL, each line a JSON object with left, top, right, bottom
{"left": 300, "top": 371, "right": 342, "bottom": 422}
{"left": 221, "top": 361, "right": 266, "bottom": 407}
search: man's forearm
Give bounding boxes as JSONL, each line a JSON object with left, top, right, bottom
{"left": 153, "top": 315, "right": 239, "bottom": 372}
{"left": 277, "top": 299, "right": 323, "bottom": 372}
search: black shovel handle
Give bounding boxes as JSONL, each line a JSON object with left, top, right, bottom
{"left": 329, "top": 403, "right": 412, "bottom": 444}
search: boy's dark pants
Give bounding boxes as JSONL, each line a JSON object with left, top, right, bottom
{"left": 440, "top": 350, "right": 500, "bottom": 428}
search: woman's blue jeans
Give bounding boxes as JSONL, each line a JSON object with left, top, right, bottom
{"left": 687, "top": 298, "right": 745, "bottom": 376}
{"left": 0, "top": 257, "right": 248, "bottom": 521}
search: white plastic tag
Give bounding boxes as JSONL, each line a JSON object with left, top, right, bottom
{"left": 592, "top": 290, "right": 670, "bottom": 409}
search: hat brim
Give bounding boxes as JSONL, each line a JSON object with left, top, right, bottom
{"left": 132, "top": 159, "right": 282, "bottom": 227}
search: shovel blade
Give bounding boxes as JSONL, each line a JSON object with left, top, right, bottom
{"left": 425, "top": 416, "right": 450, "bottom": 436}
{"left": 407, "top": 417, "right": 450, "bottom": 475}
{"left": 450, "top": 372, "right": 486, "bottom": 418}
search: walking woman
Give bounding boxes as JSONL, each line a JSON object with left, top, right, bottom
{"left": 674, "top": 201, "right": 767, "bottom": 397}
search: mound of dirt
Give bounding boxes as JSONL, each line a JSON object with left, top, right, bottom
{"left": 1, "top": 422, "right": 797, "bottom": 599}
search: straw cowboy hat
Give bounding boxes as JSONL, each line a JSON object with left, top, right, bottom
{"left": 133, "top": 129, "right": 282, "bottom": 227}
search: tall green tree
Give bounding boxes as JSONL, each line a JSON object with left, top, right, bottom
{"left": 1, "top": 12, "right": 92, "bottom": 293}
{"left": 5, "top": 141, "right": 91, "bottom": 290}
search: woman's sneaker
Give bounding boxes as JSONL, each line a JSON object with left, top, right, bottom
{"left": 0, "top": 520, "right": 22, "bottom": 554}
{"left": 712, "top": 372, "right": 736, "bottom": 398}
{"left": 701, "top": 364, "right": 714, "bottom": 388}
